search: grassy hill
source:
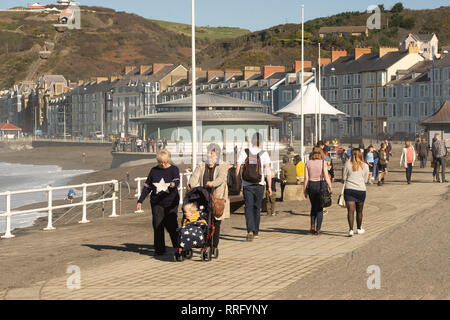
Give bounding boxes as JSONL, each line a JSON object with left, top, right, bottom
{"left": 0, "top": 4, "right": 448, "bottom": 90}
{"left": 148, "top": 19, "right": 250, "bottom": 40}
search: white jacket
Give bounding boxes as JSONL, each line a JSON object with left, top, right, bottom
{"left": 400, "top": 147, "right": 416, "bottom": 168}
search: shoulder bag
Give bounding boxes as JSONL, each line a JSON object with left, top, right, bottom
{"left": 319, "top": 160, "right": 332, "bottom": 208}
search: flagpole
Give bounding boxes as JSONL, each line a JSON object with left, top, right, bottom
{"left": 318, "top": 42, "right": 322, "bottom": 141}
{"left": 191, "top": 0, "right": 197, "bottom": 169}
{"left": 301, "top": 4, "right": 305, "bottom": 160}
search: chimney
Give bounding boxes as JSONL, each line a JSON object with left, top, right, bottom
{"left": 379, "top": 47, "right": 398, "bottom": 57}
{"left": 243, "top": 66, "right": 261, "bottom": 80}
{"left": 207, "top": 69, "right": 224, "bottom": 82}
{"left": 293, "top": 60, "right": 312, "bottom": 73}
{"left": 331, "top": 49, "right": 348, "bottom": 62}
{"left": 355, "top": 47, "right": 372, "bottom": 59}
{"left": 408, "top": 46, "right": 419, "bottom": 54}
{"left": 125, "top": 65, "right": 137, "bottom": 74}
{"left": 224, "top": 69, "right": 243, "bottom": 81}
{"left": 153, "top": 63, "right": 173, "bottom": 74}
{"left": 139, "top": 65, "right": 152, "bottom": 75}
{"left": 263, "top": 65, "right": 286, "bottom": 79}
{"left": 318, "top": 57, "right": 331, "bottom": 67}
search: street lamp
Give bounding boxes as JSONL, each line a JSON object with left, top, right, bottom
{"left": 191, "top": 0, "right": 197, "bottom": 169}
{"left": 312, "top": 67, "right": 317, "bottom": 145}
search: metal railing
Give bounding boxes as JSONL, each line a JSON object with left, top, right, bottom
{"left": 0, "top": 180, "right": 119, "bottom": 239}
{"left": 134, "top": 160, "right": 282, "bottom": 211}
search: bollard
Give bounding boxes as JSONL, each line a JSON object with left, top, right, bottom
{"left": 1, "top": 192, "right": 15, "bottom": 239}
{"left": 79, "top": 183, "right": 90, "bottom": 223}
{"left": 44, "top": 187, "right": 55, "bottom": 231}
{"left": 110, "top": 181, "right": 119, "bottom": 217}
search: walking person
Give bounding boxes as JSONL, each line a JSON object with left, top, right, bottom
{"left": 236, "top": 133, "right": 272, "bottom": 241}
{"left": 417, "top": 138, "right": 429, "bottom": 168}
{"left": 400, "top": 141, "right": 416, "bottom": 184}
{"left": 432, "top": 133, "right": 449, "bottom": 183}
{"left": 377, "top": 143, "right": 388, "bottom": 186}
{"left": 188, "top": 143, "right": 230, "bottom": 253}
{"left": 343, "top": 148, "right": 370, "bottom": 237}
{"left": 303, "top": 147, "right": 333, "bottom": 236}
{"left": 151, "top": 138, "right": 155, "bottom": 153}
{"left": 136, "top": 150, "right": 180, "bottom": 256}
{"left": 365, "top": 145, "right": 375, "bottom": 184}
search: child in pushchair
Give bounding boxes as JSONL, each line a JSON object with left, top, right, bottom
{"left": 174, "top": 187, "right": 217, "bottom": 262}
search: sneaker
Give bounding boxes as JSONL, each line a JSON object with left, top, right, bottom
{"left": 377, "top": 181, "right": 382, "bottom": 186}
{"left": 246, "top": 232, "right": 254, "bottom": 241}
{"left": 254, "top": 234, "right": 259, "bottom": 239}
{"left": 356, "top": 228, "right": 365, "bottom": 234}
{"left": 348, "top": 230, "right": 354, "bottom": 237}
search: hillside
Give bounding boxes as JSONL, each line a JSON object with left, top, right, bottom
{"left": 198, "top": 5, "right": 450, "bottom": 69}
{"left": 0, "top": 4, "right": 448, "bottom": 90}
{"left": 148, "top": 19, "right": 250, "bottom": 40}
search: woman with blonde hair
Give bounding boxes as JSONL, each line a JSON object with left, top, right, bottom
{"left": 343, "top": 148, "right": 370, "bottom": 237}
{"left": 136, "top": 149, "right": 180, "bottom": 256}
{"left": 400, "top": 140, "right": 416, "bottom": 184}
{"left": 304, "top": 147, "right": 332, "bottom": 235}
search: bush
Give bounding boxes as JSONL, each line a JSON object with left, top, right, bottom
{"left": 391, "top": 2, "right": 404, "bottom": 13}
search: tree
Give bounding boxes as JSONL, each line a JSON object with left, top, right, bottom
{"left": 391, "top": 2, "right": 404, "bottom": 13}
{"left": 378, "top": 4, "right": 385, "bottom": 12}
{"left": 400, "top": 17, "right": 415, "bottom": 30}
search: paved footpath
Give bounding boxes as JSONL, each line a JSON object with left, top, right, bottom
{"left": 1, "top": 162, "right": 449, "bottom": 299}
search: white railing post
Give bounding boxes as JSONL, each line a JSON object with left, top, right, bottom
{"left": 135, "top": 178, "right": 141, "bottom": 198}
{"left": 110, "top": 180, "right": 119, "bottom": 217}
{"left": 78, "top": 183, "right": 89, "bottom": 224}
{"left": 1, "top": 192, "right": 15, "bottom": 239}
{"left": 276, "top": 160, "right": 281, "bottom": 179}
{"left": 44, "top": 186, "right": 55, "bottom": 231}
{"left": 179, "top": 173, "right": 184, "bottom": 205}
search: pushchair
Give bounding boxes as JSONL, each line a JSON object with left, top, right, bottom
{"left": 174, "top": 187, "right": 218, "bottom": 262}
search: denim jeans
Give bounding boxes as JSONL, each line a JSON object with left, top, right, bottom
{"left": 419, "top": 155, "right": 427, "bottom": 168}
{"left": 243, "top": 184, "right": 265, "bottom": 236}
{"left": 435, "top": 157, "right": 447, "bottom": 182}
{"left": 372, "top": 158, "right": 379, "bottom": 179}
{"left": 306, "top": 181, "right": 324, "bottom": 231}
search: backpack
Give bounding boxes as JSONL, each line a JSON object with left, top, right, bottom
{"left": 227, "top": 166, "right": 241, "bottom": 196}
{"left": 242, "top": 148, "right": 263, "bottom": 184}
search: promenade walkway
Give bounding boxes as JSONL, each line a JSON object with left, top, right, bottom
{"left": 0, "top": 163, "right": 448, "bottom": 300}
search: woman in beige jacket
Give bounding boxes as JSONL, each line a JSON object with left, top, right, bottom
{"left": 188, "top": 143, "right": 230, "bottom": 255}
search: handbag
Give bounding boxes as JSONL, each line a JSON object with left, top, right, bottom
{"left": 212, "top": 186, "right": 226, "bottom": 218}
{"left": 338, "top": 184, "right": 346, "bottom": 208}
{"left": 319, "top": 160, "right": 332, "bottom": 208}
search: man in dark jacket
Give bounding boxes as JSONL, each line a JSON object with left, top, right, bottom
{"left": 417, "top": 138, "right": 429, "bottom": 168}
{"left": 432, "top": 134, "right": 449, "bottom": 183}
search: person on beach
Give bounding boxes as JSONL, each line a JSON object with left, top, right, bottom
{"left": 303, "top": 147, "right": 333, "bottom": 236}
{"left": 417, "top": 138, "right": 429, "bottom": 168}
{"left": 365, "top": 145, "right": 375, "bottom": 184}
{"left": 136, "top": 150, "right": 180, "bottom": 256}
{"left": 188, "top": 143, "right": 229, "bottom": 251}
{"left": 65, "top": 188, "right": 76, "bottom": 203}
{"left": 400, "top": 141, "right": 416, "bottom": 184}
{"left": 265, "top": 173, "right": 282, "bottom": 216}
{"left": 293, "top": 155, "right": 305, "bottom": 184}
{"left": 432, "top": 133, "right": 449, "bottom": 183}
{"left": 377, "top": 143, "right": 388, "bottom": 186}
{"left": 236, "top": 132, "right": 272, "bottom": 241}
{"left": 343, "top": 148, "right": 369, "bottom": 237}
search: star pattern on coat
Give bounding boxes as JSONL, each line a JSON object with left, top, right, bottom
{"left": 153, "top": 178, "right": 171, "bottom": 194}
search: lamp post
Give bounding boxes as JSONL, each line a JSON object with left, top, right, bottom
{"left": 318, "top": 42, "right": 322, "bottom": 141}
{"left": 300, "top": 4, "right": 305, "bottom": 159}
{"left": 312, "top": 67, "right": 317, "bottom": 145}
{"left": 191, "top": 0, "right": 197, "bottom": 169}
{"left": 63, "top": 95, "right": 66, "bottom": 141}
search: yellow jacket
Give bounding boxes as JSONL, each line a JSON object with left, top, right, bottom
{"left": 296, "top": 161, "right": 305, "bottom": 179}
{"left": 183, "top": 211, "right": 207, "bottom": 226}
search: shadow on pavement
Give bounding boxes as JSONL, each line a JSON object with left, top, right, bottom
{"left": 83, "top": 243, "right": 154, "bottom": 257}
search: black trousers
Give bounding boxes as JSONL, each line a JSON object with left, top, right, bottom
{"left": 150, "top": 203, "right": 179, "bottom": 253}
{"left": 435, "top": 157, "right": 447, "bottom": 182}
{"left": 406, "top": 163, "right": 413, "bottom": 182}
{"left": 213, "top": 219, "right": 221, "bottom": 248}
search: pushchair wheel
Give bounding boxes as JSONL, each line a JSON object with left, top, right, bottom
{"left": 174, "top": 251, "right": 184, "bottom": 262}
{"left": 201, "top": 249, "right": 211, "bottom": 261}
{"left": 212, "top": 247, "right": 219, "bottom": 259}
{"left": 184, "top": 249, "right": 193, "bottom": 259}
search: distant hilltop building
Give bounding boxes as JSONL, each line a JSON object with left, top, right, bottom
{"left": 27, "top": 3, "right": 45, "bottom": 10}
{"left": 58, "top": 0, "right": 71, "bottom": 4}
{"left": 400, "top": 33, "right": 439, "bottom": 60}
{"left": 319, "top": 26, "right": 368, "bottom": 38}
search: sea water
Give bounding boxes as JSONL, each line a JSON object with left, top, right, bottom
{"left": 0, "top": 162, "right": 93, "bottom": 233}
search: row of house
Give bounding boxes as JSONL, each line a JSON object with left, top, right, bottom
{"left": 1, "top": 33, "right": 448, "bottom": 141}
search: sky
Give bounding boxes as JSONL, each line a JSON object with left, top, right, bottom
{"left": 2, "top": 0, "right": 448, "bottom": 31}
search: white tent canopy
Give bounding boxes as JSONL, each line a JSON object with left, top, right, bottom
{"left": 276, "top": 82, "right": 347, "bottom": 117}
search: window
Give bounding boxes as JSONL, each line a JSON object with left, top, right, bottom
{"left": 253, "top": 92, "right": 262, "bottom": 102}
{"left": 353, "top": 74, "right": 361, "bottom": 85}
{"left": 329, "top": 89, "right": 338, "bottom": 102}
{"left": 343, "top": 75, "right": 351, "bottom": 86}
{"left": 403, "top": 103, "right": 412, "bottom": 117}
{"left": 343, "top": 89, "right": 352, "bottom": 101}
{"left": 434, "top": 84, "right": 441, "bottom": 96}
{"left": 403, "top": 85, "right": 411, "bottom": 98}
{"left": 321, "top": 90, "right": 328, "bottom": 100}
{"left": 263, "top": 91, "right": 270, "bottom": 101}
{"left": 420, "top": 84, "right": 429, "bottom": 97}
{"left": 420, "top": 102, "right": 429, "bottom": 116}
{"left": 378, "top": 87, "right": 386, "bottom": 98}
{"left": 366, "top": 88, "right": 374, "bottom": 99}
{"left": 378, "top": 103, "right": 387, "bottom": 116}
{"left": 342, "top": 104, "right": 349, "bottom": 114}
{"left": 241, "top": 92, "right": 250, "bottom": 100}
{"left": 366, "top": 73, "right": 375, "bottom": 84}
{"left": 282, "top": 91, "right": 292, "bottom": 102}
{"left": 353, "top": 103, "right": 361, "bottom": 116}
{"left": 321, "top": 76, "right": 327, "bottom": 88}
{"left": 329, "top": 76, "right": 337, "bottom": 88}
{"left": 353, "top": 88, "right": 361, "bottom": 99}
{"left": 365, "top": 103, "right": 374, "bottom": 116}
{"left": 377, "top": 72, "right": 386, "bottom": 84}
